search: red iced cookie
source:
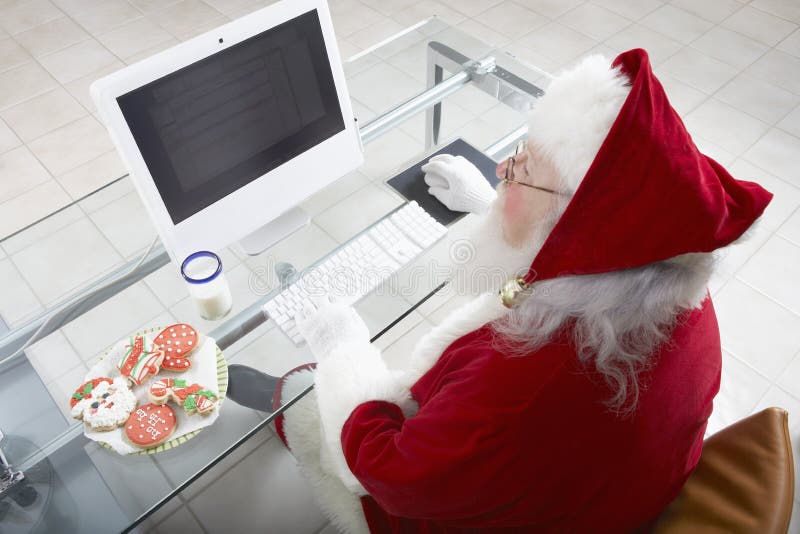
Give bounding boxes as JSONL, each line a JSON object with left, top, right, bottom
{"left": 154, "top": 324, "right": 202, "bottom": 371}
{"left": 125, "top": 403, "right": 176, "bottom": 448}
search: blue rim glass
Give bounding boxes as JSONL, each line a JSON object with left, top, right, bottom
{"left": 181, "top": 251, "right": 222, "bottom": 284}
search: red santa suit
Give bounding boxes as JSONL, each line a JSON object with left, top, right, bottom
{"left": 277, "top": 49, "right": 773, "bottom": 534}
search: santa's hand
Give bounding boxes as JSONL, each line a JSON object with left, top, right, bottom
{"left": 421, "top": 154, "right": 497, "bottom": 214}
{"left": 295, "top": 298, "right": 371, "bottom": 360}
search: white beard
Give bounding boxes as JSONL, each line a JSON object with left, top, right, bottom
{"left": 448, "top": 193, "right": 556, "bottom": 297}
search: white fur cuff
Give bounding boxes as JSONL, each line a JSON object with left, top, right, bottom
{"left": 314, "top": 340, "right": 414, "bottom": 494}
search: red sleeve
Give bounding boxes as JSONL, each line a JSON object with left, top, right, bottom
{"left": 340, "top": 395, "right": 520, "bottom": 522}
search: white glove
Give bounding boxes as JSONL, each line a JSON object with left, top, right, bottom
{"left": 295, "top": 298, "right": 370, "bottom": 360}
{"left": 421, "top": 154, "right": 497, "bottom": 214}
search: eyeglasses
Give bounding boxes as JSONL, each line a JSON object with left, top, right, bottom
{"left": 502, "top": 141, "right": 564, "bottom": 196}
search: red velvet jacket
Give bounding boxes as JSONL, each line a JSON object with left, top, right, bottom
{"left": 343, "top": 297, "right": 721, "bottom": 533}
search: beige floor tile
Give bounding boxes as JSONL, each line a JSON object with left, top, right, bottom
{"left": 170, "top": 14, "right": 229, "bottom": 41}
{"left": 128, "top": 0, "right": 181, "bottom": 13}
{"left": 558, "top": 2, "right": 631, "bottom": 41}
{"left": 24, "top": 330, "right": 84, "bottom": 384}
{"left": 51, "top": 0, "right": 108, "bottom": 16}
{"left": 148, "top": 505, "right": 204, "bottom": 534}
{"left": 717, "top": 74, "right": 800, "bottom": 125}
{"left": 590, "top": 0, "right": 663, "bottom": 21}
{"left": 12, "top": 15, "right": 90, "bottom": 57}
{"left": 89, "top": 191, "right": 157, "bottom": 259}
{"left": 669, "top": 0, "right": 742, "bottom": 23}
{"left": 519, "top": 0, "right": 584, "bottom": 19}
{"left": 660, "top": 47, "right": 738, "bottom": 94}
{"left": 315, "top": 183, "right": 402, "bottom": 242}
{"left": 640, "top": 4, "right": 713, "bottom": 44}
{"left": 652, "top": 73, "right": 707, "bottom": 115}
{"left": 721, "top": 5, "right": 797, "bottom": 47}
{"left": 0, "top": 117, "right": 21, "bottom": 154}
{"left": 729, "top": 159, "right": 800, "bottom": 232}
{"left": 392, "top": 0, "right": 467, "bottom": 27}
{"left": 149, "top": 0, "right": 224, "bottom": 39}
{"left": 122, "top": 36, "right": 179, "bottom": 65}
{"left": 476, "top": 1, "right": 549, "bottom": 41}
{"left": 0, "top": 37, "right": 31, "bottom": 73}
{"left": 0, "top": 257, "right": 44, "bottom": 326}
{"left": 745, "top": 49, "right": 800, "bottom": 95}
{"left": 37, "top": 38, "right": 118, "bottom": 84}
{"left": 63, "top": 58, "right": 125, "bottom": 110}
{"left": 705, "top": 350, "right": 770, "bottom": 436}
{"left": 684, "top": 98, "right": 770, "bottom": 155}
{"left": 779, "top": 104, "right": 800, "bottom": 138}
{"left": 28, "top": 115, "right": 114, "bottom": 176}
{"left": 0, "top": 87, "right": 87, "bottom": 142}
{"left": 454, "top": 17, "right": 511, "bottom": 49}
{"left": 70, "top": 0, "right": 141, "bottom": 34}
{"left": 439, "top": 0, "right": 503, "bottom": 18}
{"left": 691, "top": 26, "right": 769, "bottom": 70}
{"left": 750, "top": 0, "right": 800, "bottom": 24}
{"left": 743, "top": 127, "right": 800, "bottom": 186}
{"left": 202, "top": 0, "right": 266, "bottom": 16}
{"left": 0, "top": 179, "right": 72, "bottom": 239}
{"left": 0, "top": 146, "right": 52, "bottom": 203}
{"left": 346, "top": 17, "right": 406, "bottom": 51}
{"left": 95, "top": 16, "right": 173, "bottom": 60}
{"left": 0, "top": 61, "right": 58, "bottom": 111}
{"left": 738, "top": 235, "right": 800, "bottom": 315}
{"left": 359, "top": 0, "right": 420, "bottom": 17}
{"left": 603, "top": 23, "right": 683, "bottom": 66}
{"left": 777, "top": 28, "right": 800, "bottom": 58}
{"left": 716, "top": 278, "right": 800, "bottom": 380}
{"left": 0, "top": 0, "right": 64, "bottom": 35}
{"left": 778, "top": 207, "right": 800, "bottom": 246}
{"left": 516, "top": 21, "right": 596, "bottom": 64}
{"left": 0, "top": 203, "right": 84, "bottom": 254}
{"left": 330, "top": 0, "right": 383, "bottom": 37}
{"left": 188, "top": 437, "right": 328, "bottom": 534}
{"left": 55, "top": 149, "right": 126, "bottom": 200}
{"left": 11, "top": 215, "right": 123, "bottom": 305}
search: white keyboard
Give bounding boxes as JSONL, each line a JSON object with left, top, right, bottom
{"left": 262, "top": 201, "right": 448, "bottom": 345}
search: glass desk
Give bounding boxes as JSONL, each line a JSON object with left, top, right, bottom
{"left": 0, "top": 18, "right": 549, "bottom": 533}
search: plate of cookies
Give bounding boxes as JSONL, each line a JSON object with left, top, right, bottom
{"left": 69, "top": 323, "right": 228, "bottom": 455}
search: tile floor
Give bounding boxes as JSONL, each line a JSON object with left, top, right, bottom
{"left": 1, "top": 0, "right": 799, "bottom": 532}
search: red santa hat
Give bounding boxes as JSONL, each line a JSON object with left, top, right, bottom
{"left": 522, "top": 48, "right": 773, "bottom": 285}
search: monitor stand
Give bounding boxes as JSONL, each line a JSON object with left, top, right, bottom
{"left": 238, "top": 206, "right": 310, "bottom": 256}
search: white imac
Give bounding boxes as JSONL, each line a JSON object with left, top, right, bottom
{"left": 91, "top": 0, "right": 363, "bottom": 265}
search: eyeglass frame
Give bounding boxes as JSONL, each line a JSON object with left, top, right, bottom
{"left": 502, "top": 141, "right": 566, "bottom": 196}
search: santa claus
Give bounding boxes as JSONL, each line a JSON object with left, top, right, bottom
{"left": 269, "top": 49, "right": 772, "bottom": 533}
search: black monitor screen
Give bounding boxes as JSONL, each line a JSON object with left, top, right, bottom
{"left": 118, "top": 9, "right": 345, "bottom": 225}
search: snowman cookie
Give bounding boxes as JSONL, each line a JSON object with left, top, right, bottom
{"left": 71, "top": 376, "right": 138, "bottom": 431}
{"left": 125, "top": 403, "right": 176, "bottom": 448}
{"left": 154, "top": 324, "right": 203, "bottom": 372}
{"left": 149, "top": 378, "right": 219, "bottom": 416}
{"left": 116, "top": 334, "right": 165, "bottom": 386}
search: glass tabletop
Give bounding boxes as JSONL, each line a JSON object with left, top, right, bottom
{"left": 0, "top": 17, "right": 549, "bottom": 533}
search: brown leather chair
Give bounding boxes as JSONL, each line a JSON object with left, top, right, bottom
{"left": 653, "top": 407, "right": 795, "bottom": 533}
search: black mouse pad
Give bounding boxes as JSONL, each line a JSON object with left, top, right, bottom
{"left": 386, "top": 138, "right": 501, "bottom": 227}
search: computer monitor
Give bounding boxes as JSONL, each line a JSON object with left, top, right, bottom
{"left": 91, "top": 0, "right": 362, "bottom": 264}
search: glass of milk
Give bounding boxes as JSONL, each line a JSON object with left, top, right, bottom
{"left": 181, "top": 251, "right": 233, "bottom": 321}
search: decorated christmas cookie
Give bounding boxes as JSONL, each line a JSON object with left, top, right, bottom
{"left": 71, "top": 377, "right": 138, "bottom": 431}
{"left": 154, "top": 324, "right": 203, "bottom": 371}
{"left": 117, "top": 335, "right": 164, "bottom": 386}
{"left": 125, "top": 404, "right": 176, "bottom": 448}
{"left": 148, "top": 377, "right": 219, "bottom": 415}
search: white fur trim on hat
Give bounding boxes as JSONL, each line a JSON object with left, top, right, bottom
{"left": 527, "top": 55, "right": 630, "bottom": 192}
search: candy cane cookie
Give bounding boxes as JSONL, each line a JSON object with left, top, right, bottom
{"left": 154, "top": 324, "right": 203, "bottom": 371}
{"left": 148, "top": 377, "right": 219, "bottom": 415}
{"left": 116, "top": 335, "right": 164, "bottom": 386}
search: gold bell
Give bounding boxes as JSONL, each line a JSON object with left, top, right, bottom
{"left": 500, "top": 276, "right": 530, "bottom": 308}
